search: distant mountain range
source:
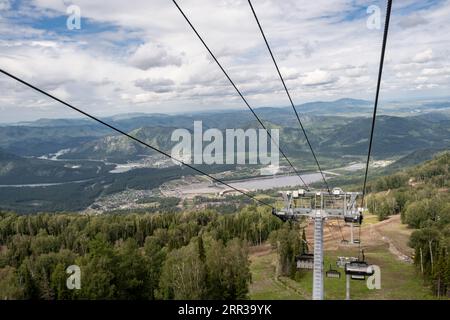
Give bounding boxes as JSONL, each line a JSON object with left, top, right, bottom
{"left": 6, "top": 97, "right": 450, "bottom": 127}
{"left": 316, "top": 115, "right": 450, "bottom": 156}
{"left": 0, "top": 98, "right": 449, "bottom": 162}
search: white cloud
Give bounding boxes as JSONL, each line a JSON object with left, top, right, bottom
{"left": 129, "top": 42, "right": 183, "bottom": 70}
{"left": 0, "top": 0, "right": 11, "bottom": 11}
{"left": 398, "top": 13, "right": 428, "bottom": 29}
{"left": 279, "top": 67, "right": 300, "bottom": 80}
{"left": 422, "top": 67, "right": 449, "bottom": 76}
{"left": 0, "top": 0, "right": 449, "bottom": 122}
{"left": 134, "top": 78, "right": 175, "bottom": 93}
{"left": 345, "top": 66, "right": 368, "bottom": 78}
{"left": 48, "top": 86, "right": 71, "bottom": 100}
{"left": 412, "top": 49, "right": 433, "bottom": 63}
{"left": 414, "top": 76, "right": 429, "bottom": 84}
{"left": 301, "top": 69, "right": 335, "bottom": 86}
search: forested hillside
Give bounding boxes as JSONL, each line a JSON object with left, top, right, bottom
{"left": 365, "top": 152, "right": 449, "bottom": 296}
{"left": 0, "top": 207, "right": 280, "bottom": 299}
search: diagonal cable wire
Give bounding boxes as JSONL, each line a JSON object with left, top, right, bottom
{"left": 0, "top": 68, "right": 275, "bottom": 209}
{"left": 172, "top": 0, "right": 309, "bottom": 190}
{"left": 359, "top": 0, "right": 393, "bottom": 251}
{"left": 248, "top": 0, "right": 330, "bottom": 193}
{"left": 361, "top": 0, "right": 392, "bottom": 206}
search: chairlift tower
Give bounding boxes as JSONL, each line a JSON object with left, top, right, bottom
{"left": 313, "top": 211, "right": 325, "bottom": 299}
{"left": 273, "top": 188, "right": 363, "bottom": 300}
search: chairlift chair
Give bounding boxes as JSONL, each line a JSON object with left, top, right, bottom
{"left": 326, "top": 264, "right": 341, "bottom": 279}
{"left": 350, "top": 274, "right": 366, "bottom": 280}
{"left": 344, "top": 212, "right": 364, "bottom": 224}
{"left": 336, "top": 256, "right": 358, "bottom": 268}
{"left": 272, "top": 208, "right": 296, "bottom": 222}
{"left": 296, "top": 253, "right": 314, "bottom": 270}
{"left": 344, "top": 260, "right": 374, "bottom": 280}
{"left": 344, "top": 216, "right": 359, "bottom": 223}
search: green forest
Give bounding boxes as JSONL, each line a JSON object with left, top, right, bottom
{"left": 0, "top": 207, "right": 281, "bottom": 299}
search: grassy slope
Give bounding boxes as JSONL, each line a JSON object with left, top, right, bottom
{"left": 249, "top": 214, "right": 437, "bottom": 300}
{"left": 250, "top": 249, "right": 307, "bottom": 300}
{"left": 249, "top": 245, "right": 435, "bottom": 300}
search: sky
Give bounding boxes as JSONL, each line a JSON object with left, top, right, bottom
{"left": 0, "top": 0, "right": 449, "bottom": 122}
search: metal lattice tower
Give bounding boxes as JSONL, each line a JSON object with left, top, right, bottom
{"left": 313, "top": 212, "right": 324, "bottom": 300}
{"left": 273, "top": 188, "right": 363, "bottom": 300}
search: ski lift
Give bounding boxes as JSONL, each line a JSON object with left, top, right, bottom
{"left": 344, "top": 216, "right": 359, "bottom": 223}
{"left": 326, "top": 264, "right": 341, "bottom": 279}
{"left": 344, "top": 212, "right": 363, "bottom": 224}
{"left": 344, "top": 261, "right": 374, "bottom": 280}
{"left": 271, "top": 208, "right": 296, "bottom": 222}
{"left": 336, "top": 256, "right": 358, "bottom": 268}
{"left": 296, "top": 253, "right": 314, "bottom": 270}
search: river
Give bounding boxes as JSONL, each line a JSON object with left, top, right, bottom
{"left": 0, "top": 171, "right": 325, "bottom": 192}
{"left": 0, "top": 178, "right": 96, "bottom": 188}
{"left": 174, "top": 172, "right": 325, "bottom": 196}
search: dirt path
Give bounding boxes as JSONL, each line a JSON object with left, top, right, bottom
{"left": 303, "top": 214, "right": 414, "bottom": 262}
{"left": 370, "top": 215, "right": 414, "bottom": 263}
{"left": 370, "top": 224, "right": 413, "bottom": 263}
{"left": 248, "top": 243, "right": 272, "bottom": 258}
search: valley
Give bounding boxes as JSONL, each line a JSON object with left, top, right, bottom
{"left": 0, "top": 98, "right": 449, "bottom": 213}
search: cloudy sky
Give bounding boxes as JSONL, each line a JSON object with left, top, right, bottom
{"left": 0, "top": 0, "right": 449, "bottom": 122}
